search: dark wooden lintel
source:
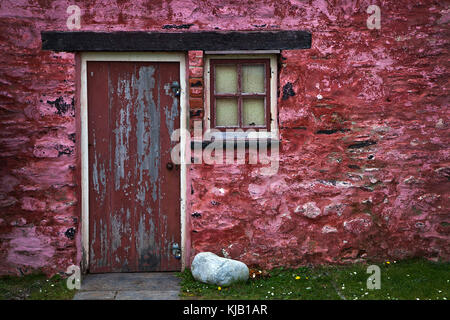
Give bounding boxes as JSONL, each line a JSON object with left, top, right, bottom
{"left": 41, "top": 31, "right": 311, "bottom": 52}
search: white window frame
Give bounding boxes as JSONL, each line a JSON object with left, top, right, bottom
{"left": 204, "top": 51, "right": 279, "bottom": 141}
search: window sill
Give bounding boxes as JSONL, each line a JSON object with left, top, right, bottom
{"left": 190, "top": 138, "right": 280, "bottom": 150}
{"left": 204, "top": 130, "right": 277, "bottom": 139}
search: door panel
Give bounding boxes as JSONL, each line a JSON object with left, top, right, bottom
{"left": 87, "top": 61, "right": 181, "bottom": 272}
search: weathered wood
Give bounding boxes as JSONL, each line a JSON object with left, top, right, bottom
{"left": 41, "top": 31, "right": 311, "bottom": 52}
{"left": 88, "top": 61, "right": 181, "bottom": 273}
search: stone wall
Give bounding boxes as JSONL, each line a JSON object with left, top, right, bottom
{"left": 0, "top": 0, "right": 448, "bottom": 275}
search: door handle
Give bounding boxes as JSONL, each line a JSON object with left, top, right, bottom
{"left": 166, "top": 162, "right": 179, "bottom": 171}
{"left": 171, "top": 81, "right": 181, "bottom": 97}
{"left": 172, "top": 243, "right": 181, "bottom": 259}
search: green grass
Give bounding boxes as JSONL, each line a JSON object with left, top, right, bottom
{"left": 0, "top": 273, "right": 76, "bottom": 300}
{"left": 177, "top": 258, "right": 450, "bottom": 300}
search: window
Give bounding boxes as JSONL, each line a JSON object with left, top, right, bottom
{"left": 211, "top": 59, "right": 270, "bottom": 130}
{"left": 205, "top": 53, "right": 279, "bottom": 140}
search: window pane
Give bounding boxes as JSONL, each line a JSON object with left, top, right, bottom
{"left": 243, "top": 98, "right": 265, "bottom": 126}
{"left": 242, "top": 65, "right": 265, "bottom": 93}
{"left": 215, "top": 65, "right": 237, "bottom": 93}
{"left": 216, "top": 98, "right": 238, "bottom": 126}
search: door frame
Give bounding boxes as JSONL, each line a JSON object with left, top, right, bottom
{"left": 78, "top": 52, "right": 188, "bottom": 272}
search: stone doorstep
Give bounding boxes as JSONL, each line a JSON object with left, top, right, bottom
{"left": 73, "top": 290, "right": 117, "bottom": 300}
{"left": 73, "top": 290, "right": 180, "bottom": 300}
{"left": 115, "top": 290, "right": 180, "bottom": 300}
{"left": 73, "top": 272, "right": 181, "bottom": 300}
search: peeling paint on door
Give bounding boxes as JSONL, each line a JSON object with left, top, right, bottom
{"left": 88, "top": 61, "right": 181, "bottom": 272}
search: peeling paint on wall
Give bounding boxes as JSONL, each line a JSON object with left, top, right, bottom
{"left": 0, "top": 0, "right": 449, "bottom": 275}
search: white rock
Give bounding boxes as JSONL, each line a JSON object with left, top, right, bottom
{"left": 191, "top": 252, "right": 249, "bottom": 286}
{"left": 436, "top": 118, "right": 445, "bottom": 129}
{"left": 322, "top": 225, "right": 338, "bottom": 233}
{"left": 343, "top": 217, "right": 372, "bottom": 234}
{"left": 295, "top": 202, "right": 321, "bottom": 219}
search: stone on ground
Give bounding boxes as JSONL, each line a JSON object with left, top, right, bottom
{"left": 191, "top": 252, "right": 249, "bottom": 286}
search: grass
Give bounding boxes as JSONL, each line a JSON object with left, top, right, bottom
{"left": 0, "top": 273, "right": 76, "bottom": 300}
{"left": 177, "top": 258, "right": 450, "bottom": 300}
{"left": 1, "top": 258, "right": 447, "bottom": 300}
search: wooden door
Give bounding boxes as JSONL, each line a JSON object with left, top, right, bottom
{"left": 87, "top": 61, "right": 181, "bottom": 272}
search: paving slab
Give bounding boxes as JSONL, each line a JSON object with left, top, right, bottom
{"left": 73, "top": 290, "right": 117, "bottom": 300}
{"left": 73, "top": 272, "right": 181, "bottom": 300}
{"left": 115, "top": 290, "right": 180, "bottom": 300}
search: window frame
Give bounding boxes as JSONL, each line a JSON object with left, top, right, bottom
{"left": 210, "top": 59, "right": 271, "bottom": 131}
{"left": 204, "top": 53, "right": 279, "bottom": 141}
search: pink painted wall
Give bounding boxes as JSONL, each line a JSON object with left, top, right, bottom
{"left": 0, "top": 0, "right": 448, "bottom": 275}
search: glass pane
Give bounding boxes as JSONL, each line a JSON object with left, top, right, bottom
{"left": 242, "top": 65, "right": 265, "bottom": 93}
{"left": 215, "top": 65, "right": 237, "bottom": 93}
{"left": 243, "top": 98, "right": 265, "bottom": 126}
{"left": 216, "top": 98, "right": 238, "bottom": 126}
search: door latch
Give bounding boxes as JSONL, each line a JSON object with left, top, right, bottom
{"left": 171, "top": 81, "right": 181, "bottom": 97}
{"left": 172, "top": 242, "right": 181, "bottom": 259}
